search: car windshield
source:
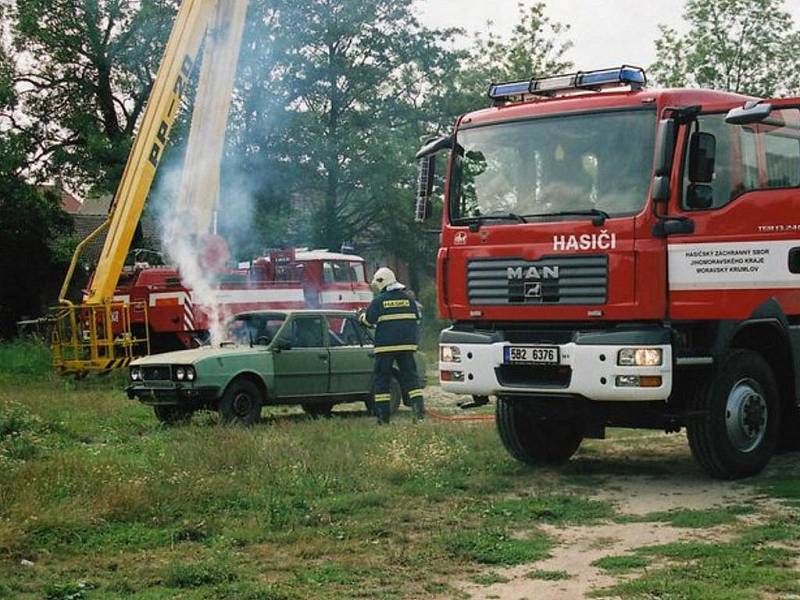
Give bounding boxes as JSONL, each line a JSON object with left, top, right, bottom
{"left": 449, "top": 109, "right": 656, "bottom": 222}
{"left": 226, "top": 315, "right": 286, "bottom": 346}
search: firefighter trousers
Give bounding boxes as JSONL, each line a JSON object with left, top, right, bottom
{"left": 373, "top": 351, "right": 425, "bottom": 423}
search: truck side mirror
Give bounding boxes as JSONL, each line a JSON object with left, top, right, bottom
{"left": 725, "top": 101, "right": 772, "bottom": 125}
{"left": 651, "top": 118, "right": 675, "bottom": 202}
{"left": 686, "top": 183, "right": 714, "bottom": 210}
{"left": 688, "top": 131, "right": 716, "bottom": 183}
{"left": 415, "top": 155, "right": 435, "bottom": 223}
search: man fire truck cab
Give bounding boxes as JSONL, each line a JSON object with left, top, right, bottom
{"left": 416, "top": 65, "right": 800, "bottom": 479}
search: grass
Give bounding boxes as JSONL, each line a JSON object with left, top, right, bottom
{"left": 527, "top": 569, "right": 570, "bottom": 581}
{"left": 592, "top": 522, "right": 800, "bottom": 599}
{"left": 618, "top": 505, "right": 754, "bottom": 528}
{"left": 591, "top": 554, "right": 649, "bottom": 573}
{"left": 470, "top": 572, "right": 510, "bottom": 585}
{"left": 2, "top": 340, "right": 800, "bottom": 599}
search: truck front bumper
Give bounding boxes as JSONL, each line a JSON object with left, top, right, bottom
{"left": 438, "top": 326, "right": 673, "bottom": 402}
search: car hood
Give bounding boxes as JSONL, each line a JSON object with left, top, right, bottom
{"left": 131, "top": 345, "right": 266, "bottom": 366}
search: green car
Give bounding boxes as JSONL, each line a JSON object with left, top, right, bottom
{"left": 126, "top": 309, "right": 426, "bottom": 424}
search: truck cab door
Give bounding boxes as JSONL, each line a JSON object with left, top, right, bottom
{"left": 272, "top": 315, "right": 330, "bottom": 398}
{"left": 665, "top": 101, "right": 800, "bottom": 321}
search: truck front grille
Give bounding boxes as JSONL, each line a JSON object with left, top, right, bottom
{"left": 467, "top": 255, "right": 608, "bottom": 305}
{"left": 143, "top": 366, "right": 172, "bottom": 381}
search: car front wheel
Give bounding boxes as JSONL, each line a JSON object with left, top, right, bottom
{"left": 219, "top": 379, "right": 263, "bottom": 426}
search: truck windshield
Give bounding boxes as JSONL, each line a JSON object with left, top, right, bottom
{"left": 449, "top": 109, "right": 656, "bottom": 223}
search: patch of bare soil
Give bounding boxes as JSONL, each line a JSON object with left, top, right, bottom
{"left": 456, "top": 433, "right": 779, "bottom": 600}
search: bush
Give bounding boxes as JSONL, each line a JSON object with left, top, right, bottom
{"left": 0, "top": 339, "right": 52, "bottom": 377}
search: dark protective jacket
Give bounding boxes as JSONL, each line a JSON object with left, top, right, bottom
{"left": 363, "top": 287, "right": 420, "bottom": 353}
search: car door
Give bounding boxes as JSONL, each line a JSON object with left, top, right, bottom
{"left": 272, "top": 315, "right": 330, "bottom": 398}
{"left": 326, "top": 315, "right": 375, "bottom": 394}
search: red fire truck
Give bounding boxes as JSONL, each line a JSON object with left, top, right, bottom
{"left": 110, "top": 248, "right": 372, "bottom": 352}
{"left": 416, "top": 65, "right": 800, "bottom": 479}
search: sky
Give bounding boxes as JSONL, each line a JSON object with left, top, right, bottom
{"left": 416, "top": 0, "right": 800, "bottom": 72}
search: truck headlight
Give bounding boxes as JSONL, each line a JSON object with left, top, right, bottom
{"left": 175, "top": 367, "right": 186, "bottom": 381}
{"left": 618, "top": 348, "right": 663, "bottom": 367}
{"left": 440, "top": 345, "right": 462, "bottom": 363}
{"left": 130, "top": 366, "right": 142, "bottom": 381}
{"left": 186, "top": 366, "right": 196, "bottom": 381}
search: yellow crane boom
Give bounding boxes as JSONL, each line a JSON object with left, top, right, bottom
{"left": 52, "top": 0, "right": 248, "bottom": 375}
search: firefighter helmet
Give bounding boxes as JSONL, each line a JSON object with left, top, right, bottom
{"left": 371, "top": 267, "right": 397, "bottom": 291}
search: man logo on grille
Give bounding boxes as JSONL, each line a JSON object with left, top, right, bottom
{"left": 507, "top": 266, "right": 560, "bottom": 280}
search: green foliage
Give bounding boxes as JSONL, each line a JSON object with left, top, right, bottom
{"left": 0, "top": 339, "right": 52, "bottom": 376}
{"left": 9, "top": 0, "right": 180, "bottom": 192}
{"left": 651, "top": 0, "right": 800, "bottom": 96}
{"left": 444, "top": 529, "right": 553, "bottom": 565}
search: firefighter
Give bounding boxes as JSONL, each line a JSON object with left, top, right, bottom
{"left": 358, "top": 267, "right": 425, "bottom": 424}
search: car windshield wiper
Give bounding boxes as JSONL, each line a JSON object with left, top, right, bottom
{"left": 521, "top": 208, "right": 609, "bottom": 226}
{"left": 453, "top": 211, "right": 528, "bottom": 230}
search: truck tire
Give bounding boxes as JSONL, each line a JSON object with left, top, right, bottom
{"left": 496, "top": 396, "right": 583, "bottom": 465}
{"left": 364, "top": 378, "right": 402, "bottom": 416}
{"left": 302, "top": 402, "right": 334, "bottom": 418}
{"left": 686, "top": 350, "right": 779, "bottom": 479}
{"left": 219, "top": 379, "right": 263, "bottom": 426}
{"left": 153, "top": 405, "right": 193, "bottom": 425}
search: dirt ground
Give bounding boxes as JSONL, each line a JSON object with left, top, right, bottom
{"left": 426, "top": 384, "right": 798, "bottom": 600}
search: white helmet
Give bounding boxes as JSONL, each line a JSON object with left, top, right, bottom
{"left": 371, "top": 267, "right": 397, "bottom": 291}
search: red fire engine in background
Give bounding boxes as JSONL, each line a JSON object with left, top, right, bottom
{"left": 416, "top": 65, "right": 800, "bottom": 479}
{"left": 110, "top": 248, "right": 372, "bottom": 352}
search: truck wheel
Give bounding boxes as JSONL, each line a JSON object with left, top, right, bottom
{"left": 302, "top": 402, "right": 334, "bottom": 418}
{"left": 153, "top": 405, "right": 193, "bottom": 425}
{"left": 686, "top": 350, "right": 779, "bottom": 479}
{"left": 496, "top": 396, "right": 582, "bottom": 465}
{"left": 219, "top": 379, "right": 263, "bottom": 426}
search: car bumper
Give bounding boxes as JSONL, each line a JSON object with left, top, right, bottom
{"left": 438, "top": 326, "right": 673, "bottom": 402}
{"left": 126, "top": 383, "right": 221, "bottom": 406}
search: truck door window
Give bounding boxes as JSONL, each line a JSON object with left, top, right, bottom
{"left": 683, "top": 108, "right": 800, "bottom": 210}
{"left": 323, "top": 261, "right": 351, "bottom": 283}
{"left": 350, "top": 262, "right": 366, "bottom": 283}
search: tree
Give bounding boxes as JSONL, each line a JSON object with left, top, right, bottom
{"left": 4, "top": 0, "right": 179, "bottom": 191}
{"left": 0, "top": 46, "right": 72, "bottom": 337}
{"left": 651, "top": 0, "right": 800, "bottom": 97}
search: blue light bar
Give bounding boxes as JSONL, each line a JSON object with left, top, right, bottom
{"left": 488, "top": 65, "right": 646, "bottom": 102}
{"left": 488, "top": 80, "right": 531, "bottom": 99}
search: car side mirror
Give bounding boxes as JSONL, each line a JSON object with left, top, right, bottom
{"left": 274, "top": 338, "right": 292, "bottom": 351}
{"left": 686, "top": 183, "right": 714, "bottom": 210}
{"left": 688, "top": 131, "right": 716, "bottom": 183}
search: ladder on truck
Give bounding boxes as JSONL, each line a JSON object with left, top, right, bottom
{"left": 51, "top": 0, "right": 248, "bottom": 376}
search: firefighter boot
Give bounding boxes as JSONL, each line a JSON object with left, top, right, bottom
{"left": 376, "top": 402, "right": 391, "bottom": 425}
{"left": 411, "top": 398, "right": 425, "bottom": 421}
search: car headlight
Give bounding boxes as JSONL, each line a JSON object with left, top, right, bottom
{"left": 186, "top": 366, "right": 196, "bottom": 381}
{"left": 440, "top": 345, "right": 462, "bottom": 363}
{"left": 175, "top": 367, "right": 186, "bottom": 381}
{"left": 130, "top": 366, "right": 142, "bottom": 381}
{"left": 618, "top": 348, "right": 663, "bottom": 367}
